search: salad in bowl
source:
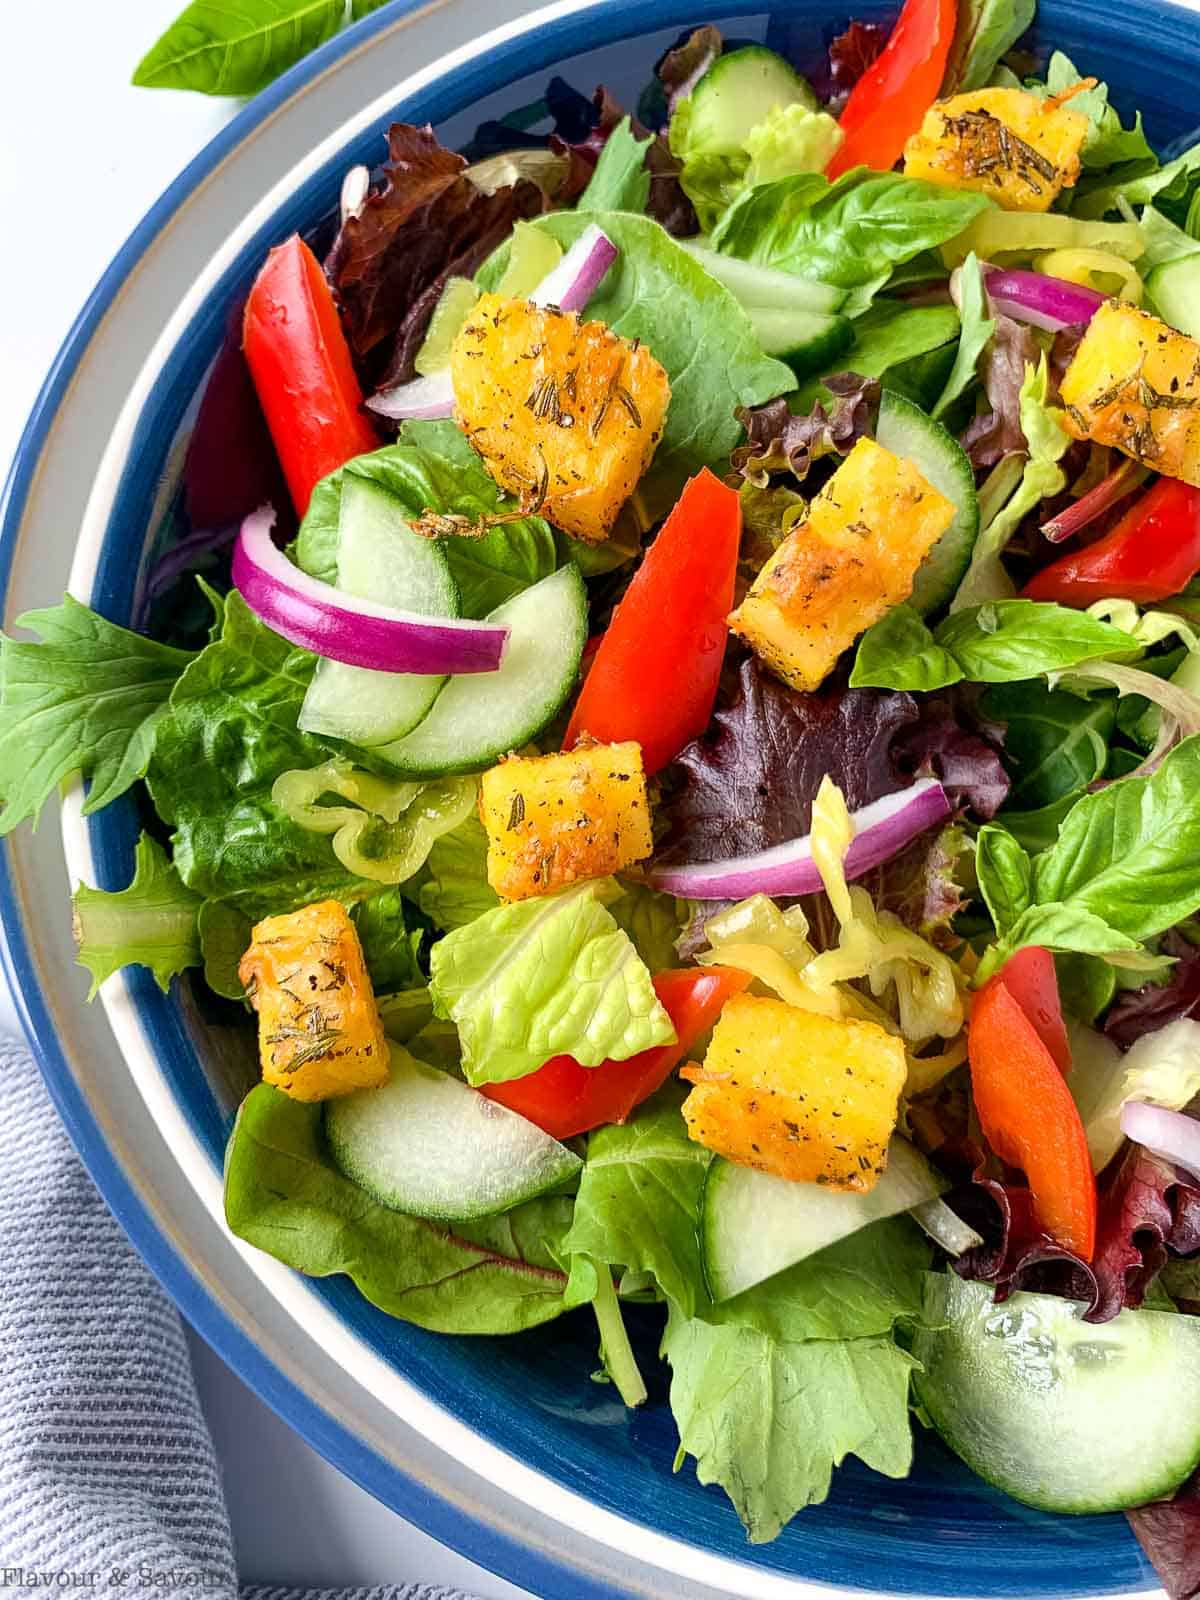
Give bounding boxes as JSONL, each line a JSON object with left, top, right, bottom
{"left": 9, "top": 0, "right": 1200, "bottom": 1589}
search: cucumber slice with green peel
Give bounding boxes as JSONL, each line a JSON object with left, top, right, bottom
{"left": 683, "top": 46, "right": 818, "bottom": 152}
{"left": 677, "top": 241, "right": 843, "bottom": 316}
{"left": 913, "top": 1273, "right": 1200, "bottom": 1514}
{"left": 1147, "top": 255, "right": 1200, "bottom": 339}
{"left": 413, "top": 276, "right": 479, "bottom": 375}
{"left": 747, "top": 306, "right": 854, "bottom": 378}
{"left": 876, "top": 389, "right": 980, "bottom": 616}
{"left": 299, "top": 477, "right": 460, "bottom": 746}
{"left": 326, "top": 1043, "right": 581, "bottom": 1222}
{"left": 374, "top": 563, "right": 587, "bottom": 777}
{"left": 702, "top": 1137, "right": 947, "bottom": 1303}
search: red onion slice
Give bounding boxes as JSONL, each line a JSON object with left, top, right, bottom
{"left": 648, "top": 778, "right": 951, "bottom": 900}
{"left": 1121, "top": 1100, "right": 1200, "bottom": 1181}
{"left": 367, "top": 225, "right": 618, "bottom": 422}
{"left": 985, "top": 268, "right": 1107, "bottom": 333}
{"left": 232, "top": 507, "right": 508, "bottom": 674}
{"left": 529, "top": 224, "right": 619, "bottom": 313}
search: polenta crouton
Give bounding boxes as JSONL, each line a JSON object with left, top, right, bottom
{"left": 479, "top": 741, "right": 653, "bottom": 901}
{"left": 450, "top": 293, "right": 670, "bottom": 544}
{"left": 238, "top": 900, "right": 388, "bottom": 1102}
{"left": 904, "top": 87, "right": 1088, "bottom": 212}
{"left": 1059, "top": 300, "right": 1200, "bottom": 484}
{"left": 680, "top": 995, "right": 906, "bottom": 1191}
{"left": 728, "top": 437, "right": 954, "bottom": 692}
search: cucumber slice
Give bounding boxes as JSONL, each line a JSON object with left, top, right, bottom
{"left": 299, "top": 478, "right": 461, "bottom": 746}
{"left": 913, "top": 1273, "right": 1200, "bottom": 1513}
{"left": 748, "top": 306, "right": 854, "bottom": 378}
{"left": 702, "top": 1137, "right": 947, "bottom": 1302}
{"left": 374, "top": 563, "right": 586, "bottom": 777}
{"left": 327, "top": 1043, "right": 581, "bottom": 1221}
{"left": 677, "top": 241, "right": 843, "bottom": 316}
{"left": 413, "top": 276, "right": 479, "bottom": 375}
{"left": 876, "top": 389, "right": 980, "bottom": 616}
{"left": 684, "top": 46, "right": 818, "bottom": 152}
{"left": 1147, "top": 254, "right": 1200, "bottom": 339}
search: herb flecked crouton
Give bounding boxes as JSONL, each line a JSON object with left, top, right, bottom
{"left": 1059, "top": 300, "right": 1200, "bottom": 484}
{"left": 478, "top": 741, "right": 653, "bottom": 901}
{"left": 728, "top": 437, "right": 954, "bottom": 692}
{"left": 680, "top": 995, "right": 907, "bottom": 1191}
{"left": 238, "top": 900, "right": 388, "bottom": 1102}
{"left": 449, "top": 293, "right": 670, "bottom": 543}
{"left": 903, "top": 87, "right": 1089, "bottom": 212}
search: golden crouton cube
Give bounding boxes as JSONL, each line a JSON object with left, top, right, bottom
{"left": 1059, "top": 300, "right": 1200, "bottom": 485}
{"left": 728, "top": 437, "right": 954, "bottom": 692}
{"left": 904, "top": 87, "right": 1088, "bottom": 212}
{"left": 450, "top": 293, "right": 670, "bottom": 543}
{"left": 680, "top": 995, "right": 906, "bottom": 1191}
{"left": 238, "top": 900, "right": 388, "bottom": 1102}
{"left": 479, "top": 741, "right": 653, "bottom": 901}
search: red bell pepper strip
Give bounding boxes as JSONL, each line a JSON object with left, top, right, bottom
{"left": 991, "top": 945, "right": 1071, "bottom": 1076}
{"left": 242, "top": 235, "right": 379, "bottom": 517}
{"left": 826, "top": 0, "right": 957, "bottom": 178}
{"left": 562, "top": 469, "right": 741, "bottom": 775}
{"left": 1024, "top": 477, "right": 1200, "bottom": 607}
{"left": 481, "top": 965, "right": 751, "bottom": 1140}
{"left": 969, "top": 949, "right": 1097, "bottom": 1259}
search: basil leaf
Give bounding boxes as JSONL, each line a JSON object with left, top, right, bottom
{"left": 72, "top": 834, "right": 202, "bottom": 998}
{"left": 224, "top": 1085, "right": 574, "bottom": 1334}
{"left": 850, "top": 605, "right": 962, "bottom": 691}
{"left": 977, "top": 902, "right": 1149, "bottom": 984}
{"left": 975, "top": 823, "right": 1034, "bottom": 935}
{"left": 1032, "top": 736, "right": 1200, "bottom": 942}
{"left": 0, "top": 596, "right": 193, "bottom": 836}
{"left": 133, "top": 0, "right": 345, "bottom": 96}
{"left": 934, "top": 601, "right": 1138, "bottom": 682}
{"left": 710, "top": 171, "right": 989, "bottom": 315}
{"left": 982, "top": 682, "right": 1116, "bottom": 808}
{"left": 994, "top": 792, "right": 1078, "bottom": 854}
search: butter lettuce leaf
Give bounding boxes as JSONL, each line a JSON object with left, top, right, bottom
{"left": 429, "top": 881, "right": 676, "bottom": 1085}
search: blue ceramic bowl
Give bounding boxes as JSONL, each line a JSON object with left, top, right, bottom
{"left": 2, "top": 2, "right": 1194, "bottom": 1595}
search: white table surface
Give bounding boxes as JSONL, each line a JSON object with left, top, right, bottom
{"left": 0, "top": 5, "right": 535, "bottom": 1592}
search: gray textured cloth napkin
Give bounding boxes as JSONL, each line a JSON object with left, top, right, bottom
{"left": 0, "top": 1035, "right": 482, "bottom": 1600}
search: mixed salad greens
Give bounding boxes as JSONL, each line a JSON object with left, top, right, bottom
{"left": 16, "top": 0, "right": 1200, "bottom": 1585}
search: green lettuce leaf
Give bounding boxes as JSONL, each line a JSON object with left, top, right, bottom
{"left": 942, "top": 0, "right": 1035, "bottom": 94}
{"left": 429, "top": 881, "right": 676, "bottom": 1085}
{"left": 579, "top": 116, "right": 653, "bottom": 213}
{"left": 482, "top": 212, "right": 794, "bottom": 515}
{"left": 709, "top": 170, "right": 989, "bottom": 315}
{"left": 933, "top": 252, "right": 994, "bottom": 420}
{"left": 982, "top": 681, "right": 1116, "bottom": 808}
{"left": 562, "top": 1089, "right": 711, "bottom": 1316}
{"left": 72, "top": 833, "right": 202, "bottom": 997}
{"left": 1027, "top": 53, "right": 1156, "bottom": 174}
{"left": 0, "top": 596, "right": 193, "bottom": 836}
{"left": 224, "top": 1085, "right": 574, "bottom": 1333}
{"left": 851, "top": 600, "right": 1139, "bottom": 691}
{"left": 661, "top": 1219, "right": 929, "bottom": 1542}
{"left": 608, "top": 883, "right": 686, "bottom": 975}
{"left": 1075, "top": 137, "right": 1200, "bottom": 220}
{"left": 417, "top": 811, "right": 499, "bottom": 931}
{"left": 950, "top": 358, "right": 1072, "bottom": 610}
{"left": 293, "top": 420, "right": 557, "bottom": 616}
